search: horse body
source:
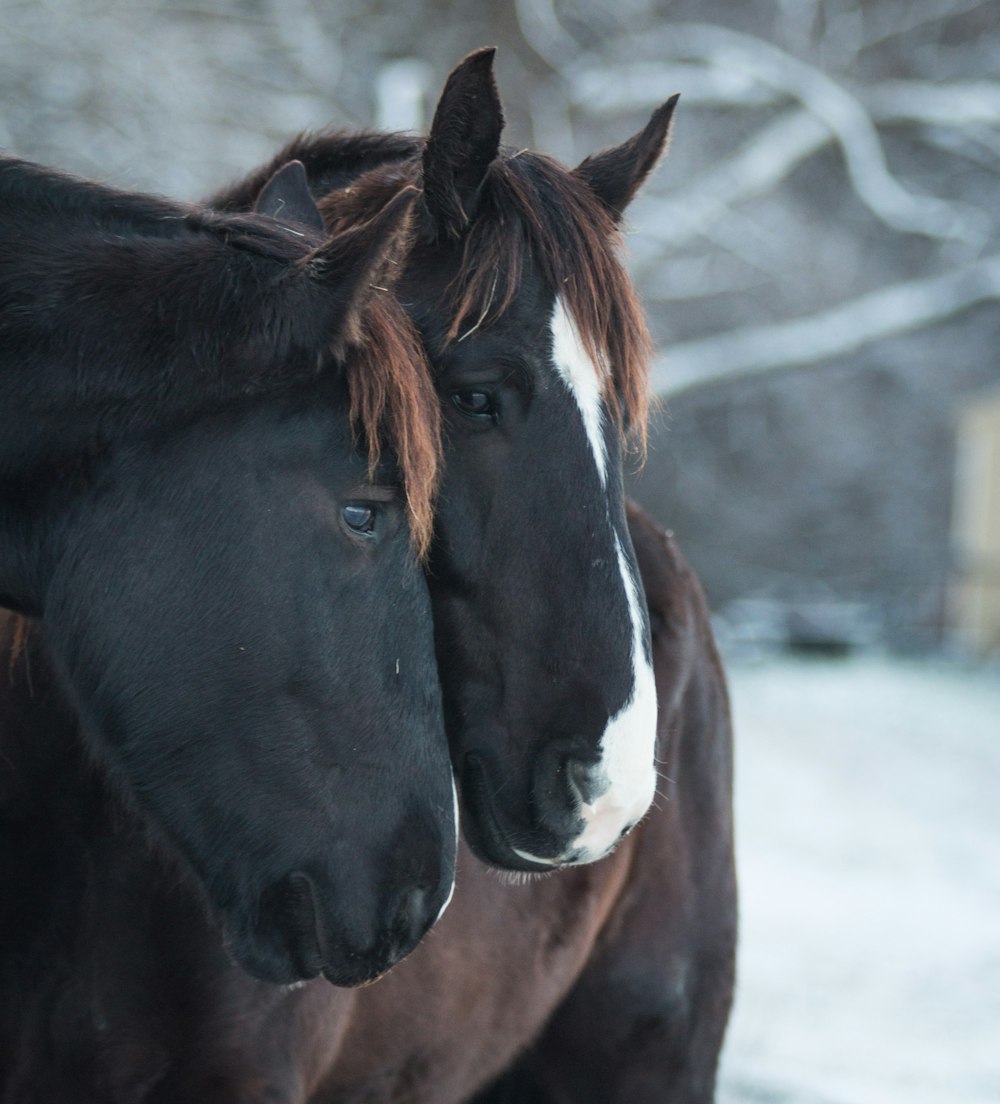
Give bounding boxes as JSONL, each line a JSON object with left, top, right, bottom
{"left": 0, "top": 503, "right": 735, "bottom": 1103}
{"left": 0, "top": 52, "right": 737, "bottom": 1098}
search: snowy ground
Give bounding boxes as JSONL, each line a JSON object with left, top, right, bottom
{"left": 716, "top": 656, "right": 1000, "bottom": 1104}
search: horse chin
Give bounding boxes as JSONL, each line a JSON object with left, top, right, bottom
{"left": 462, "top": 823, "right": 555, "bottom": 873}
{"left": 321, "top": 960, "right": 399, "bottom": 989}
{"left": 458, "top": 753, "right": 582, "bottom": 874}
{"left": 222, "top": 927, "right": 410, "bottom": 989}
{"left": 220, "top": 881, "right": 438, "bottom": 989}
{"left": 221, "top": 925, "right": 323, "bottom": 987}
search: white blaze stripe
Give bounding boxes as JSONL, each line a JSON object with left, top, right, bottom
{"left": 547, "top": 297, "right": 658, "bottom": 864}
{"left": 513, "top": 535, "right": 658, "bottom": 869}
{"left": 570, "top": 532, "right": 658, "bottom": 861}
{"left": 551, "top": 296, "right": 608, "bottom": 486}
{"left": 435, "top": 776, "right": 459, "bottom": 922}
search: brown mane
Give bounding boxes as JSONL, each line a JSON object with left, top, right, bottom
{"left": 322, "top": 145, "right": 654, "bottom": 457}
{"left": 451, "top": 151, "right": 653, "bottom": 455}
{"left": 345, "top": 289, "right": 440, "bottom": 558}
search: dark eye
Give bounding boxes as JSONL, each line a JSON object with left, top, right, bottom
{"left": 341, "top": 504, "right": 377, "bottom": 536}
{"left": 451, "top": 390, "right": 496, "bottom": 421}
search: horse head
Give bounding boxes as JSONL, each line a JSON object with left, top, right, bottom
{"left": 0, "top": 160, "right": 456, "bottom": 984}
{"left": 412, "top": 54, "right": 677, "bottom": 871}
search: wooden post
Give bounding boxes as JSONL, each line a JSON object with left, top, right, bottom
{"left": 951, "top": 389, "right": 1000, "bottom": 657}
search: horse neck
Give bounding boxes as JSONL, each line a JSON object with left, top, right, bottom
{"left": 626, "top": 502, "right": 733, "bottom": 810}
{"left": 207, "top": 131, "right": 419, "bottom": 213}
{"left": 0, "top": 156, "right": 190, "bottom": 238}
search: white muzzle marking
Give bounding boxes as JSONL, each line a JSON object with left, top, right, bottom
{"left": 569, "top": 531, "right": 658, "bottom": 862}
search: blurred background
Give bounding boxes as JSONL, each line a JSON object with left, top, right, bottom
{"left": 3, "top": 1, "right": 998, "bottom": 1100}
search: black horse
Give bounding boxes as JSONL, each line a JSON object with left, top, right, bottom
{"left": 0, "top": 156, "right": 457, "bottom": 987}
{"left": 0, "top": 503, "right": 736, "bottom": 1103}
{"left": 212, "top": 49, "right": 682, "bottom": 874}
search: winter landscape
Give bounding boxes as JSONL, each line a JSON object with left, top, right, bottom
{"left": 719, "top": 655, "right": 1000, "bottom": 1104}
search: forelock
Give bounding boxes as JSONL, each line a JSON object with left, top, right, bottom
{"left": 445, "top": 150, "right": 653, "bottom": 455}
{"left": 342, "top": 291, "right": 440, "bottom": 559}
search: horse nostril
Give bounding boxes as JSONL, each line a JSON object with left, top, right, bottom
{"left": 529, "top": 750, "right": 600, "bottom": 841}
{"left": 275, "top": 871, "right": 324, "bottom": 978}
{"left": 394, "top": 885, "right": 431, "bottom": 944}
{"left": 565, "top": 757, "right": 597, "bottom": 807}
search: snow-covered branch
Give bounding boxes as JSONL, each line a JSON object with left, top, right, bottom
{"left": 587, "top": 23, "right": 986, "bottom": 244}
{"left": 571, "top": 61, "right": 781, "bottom": 114}
{"left": 652, "top": 254, "right": 1000, "bottom": 396}
{"left": 632, "top": 98, "right": 992, "bottom": 255}
{"left": 632, "top": 110, "right": 830, "bottom": 252}
{"left": 869, "top": 79, "right": 1000, "bottom": 128}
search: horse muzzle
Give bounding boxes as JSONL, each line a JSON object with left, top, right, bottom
{"left": 223, "top": 868, "right": 451, "bottom": 987}
{"left": 459, "top": 741, "right": 654, "bottom": 872}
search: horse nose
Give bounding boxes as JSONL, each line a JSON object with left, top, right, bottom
{"left": 566, "top": 757, "right": 600, "bottom": 806}
{"left": 531, "top": 748, "right": 602, "bottom": 840}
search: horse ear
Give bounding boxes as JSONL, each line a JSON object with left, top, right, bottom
{"left": 574, "top": 95, "right": 680, "bottom": 222}
{"left": 301, "top": 186, "right": 418, "bottom": 353}
{"left": 421, "top": 46, "right": 504, "bottom": 240}
{"left": 253, "top": 160, "right": 326, "bottom": 234}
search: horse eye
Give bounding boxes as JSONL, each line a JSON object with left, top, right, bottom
{"left": 341, "top": 504, "right": 377, "bottom": 536}
{"left": 451, "top": 390, "right": 496, "bottom": 419}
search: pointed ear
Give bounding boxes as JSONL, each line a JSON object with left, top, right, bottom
{"left": 253, "top": 160, "right": 326, "bottom": 234}
{"left": 574, "top": 94, "right": 679, "bottom": 221}
{"left": 299, "top": 186, "right": 418, "bottom": 354}
{"left": 421, "top": 46, "right": 504, "bottom": 240}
